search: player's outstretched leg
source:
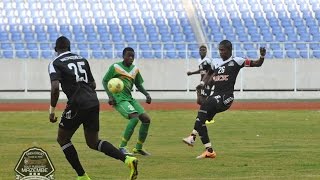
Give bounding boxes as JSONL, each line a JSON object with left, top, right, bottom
{"left": 125, "top": 156, "right": 138, "bottom": 180}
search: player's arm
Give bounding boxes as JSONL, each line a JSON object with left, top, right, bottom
{"left": 135, "top": 72, "right": 151, "bottom": 104}
{"left": 246, "top": 47, "right": 266, "bottom": 67}
{"left": 187, "top": 69, "right": 201, "bottom": 76}
{"left": 196, "top": 69, "right": 213, "bottom": 94}
{"left": 102, "top": 66, "right": 117, "bottom": 105}
{"left": 48, "top": 61, "right": 60, "bottom": 123}
{"left": 201, "top": 69, "right": 215, "bottom": 86}
{"left": 49, "top": 80, "right": 59, "bottom": 123}
{"left": 85, "top": 60, "right": 96, "bottom": 90}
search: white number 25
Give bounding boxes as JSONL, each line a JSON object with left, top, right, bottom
{"left": 68, "top": 62, "right": 88, "bottom": 82}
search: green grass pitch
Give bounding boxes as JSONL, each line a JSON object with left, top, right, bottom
{"left": 1, "top": 110, "right": 320, "bottom": 179}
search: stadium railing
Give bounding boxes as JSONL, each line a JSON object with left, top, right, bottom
{"left": 0, "top": 42, "right": 319, "bottom": 60}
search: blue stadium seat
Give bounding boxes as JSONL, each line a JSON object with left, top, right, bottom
{"left": 1, "top": 43, "right": 12, "bottom": 50}
{"left": 92, "top": 51, "right": 104, "bottom": 59}
{"left": 312, "top": 51, "right": 320, "bottom": 58}
{"left": 80, "top": 51, "right": 89, "bottom": 59}
{"left": 299, "top": 51, "right": 308, "bottom": 58}
{"left": 11, "top": 32, "right": 22, "bottom": 41}
{"left": 235, "top": 51, "right": 245, "bottom": 57}
{"left": 273, "top": 51, "right": 284, "bottom": 58}
{"left": 141, "top": 51, "right": 154, "bottom": 59}
{"left": 37, "top": 33, "right": 48, "bottom": 42}
{"left": 286, "top": 51, "right": 299, "bottom": 58}
{"left": 15, "top": 43, "right": 25, "bottom": 50}
{"left": 247, "top": 51, "right": 258, "bottom": 58}
{"left": 16, "top": 51, "right": 29, "bottom": 58}
{"left": 165, "top": 51, "right": 177, "bottom": 58}
{"left": 0, "top": 32, "right": 9, "bottom": 41}
{"left": 29, "top": 51, "right": 39, "bottom": 59}
{"left": 3, "top": 51, "right": 14, "bottom": 58}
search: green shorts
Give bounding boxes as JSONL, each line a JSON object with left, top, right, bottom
{"left": 114, "top": 99, "right": 145, "bottom": 119}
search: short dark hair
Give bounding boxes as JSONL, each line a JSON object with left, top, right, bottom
{"left": 55, "top": 36, "right": 70, "bottom": 51}
{"left": 122, "top": 47, "right": 134, "bottom": 57}
{"left": 219, "top": 40, "right": 232, "bottom": 50}
{"left": 199, "top": 45, "right": 207, "bottom": 49}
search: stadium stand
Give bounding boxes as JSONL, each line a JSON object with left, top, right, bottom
{"left": 0, "top": 0, "right": 319, "bottom": 59}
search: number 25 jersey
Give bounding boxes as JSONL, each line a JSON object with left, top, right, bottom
{"left": 48, "top": 51, "right": 99, "bottom": 109}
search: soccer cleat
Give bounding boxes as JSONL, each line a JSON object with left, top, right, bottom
{"left": 196, "top": 150, "right": 217, "bottom": 159}
{"left": 205, "top": 119, "right": 215, "bottom": 124}
{"left": 125, "top": 156, "right": 138, "bottom": 180}
{"left": 132, "top": 148, "right": 151, "bottom": 156}
{"left": 182, "top": 136, "right": 195, "bottom": 147}
{"left": 119, "top": 147, "right": 133, "bottom": 156}
{"left": 76, "top": 173, "right": 91, "bottom": 180}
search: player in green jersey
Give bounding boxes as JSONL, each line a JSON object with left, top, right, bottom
{"left": 102, "top": 47, "right": 152, "bottom": 156}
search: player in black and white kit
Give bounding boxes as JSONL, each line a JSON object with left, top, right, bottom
{"left": 186, "top": 45, "right": 213, "bottom": 144}
{"left": 187, "top": 45, "right": 212, "bottom": 80}
{"left": 48, "top": 36, "right": 138, "bottom": 180}
{"left": 183, "top": 40, "right": 266, "bottom": 159}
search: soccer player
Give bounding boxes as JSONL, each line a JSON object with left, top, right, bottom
{"left": 48, "top": 36, "right": 138, "bottom": 180}
{"left": 183, "top": 40, "right": 266, "bottom": 159}
{"left": 187, "top": 45, "right": 212, "bottom": 81}
{"left": 187, "top": 45, "right": 214, "bottom": 141}
{"left": 102, "top": 47, "right": 152, "bottom": 156}
{"left": 189, "top": 45, "right": 213, "bottom": 105}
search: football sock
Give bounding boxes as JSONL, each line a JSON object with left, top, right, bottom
{"left": 191, "top": 129, "right": 198, "bottom": 136}
{"left": 206, "top": 147, "right": 213, "bottom": 153}
{"left": 136, "top": 122, "right": 150, "bottom": 149}
{"left": 61, "top": 142, "right": 85, "bottom": 176}
{"left": 205, "top": 144, "right": 214, "bottom": 153}
{"left": 97, "top": 140, "right": 126, "bottom": 162}
{"left": 194, "top": 112, "right": 210, "bottom": 145}
{"left": 120, "top": 117, "right": 139, "bottom": 147}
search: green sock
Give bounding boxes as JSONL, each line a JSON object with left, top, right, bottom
{"left": 136, "top": 123, "right": 150, "bottom": 149}
{"left": 120, "top": 117, "right": 139, "bottom": 147}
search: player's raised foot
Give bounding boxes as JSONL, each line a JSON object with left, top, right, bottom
{"left": 196, "top": 150, "right": 217, "bottom": 159}
{"left": 119, "top": 146, "right": 134, "bottom": 156}
{"left": 205, "top": 119, "right": 215, "bottom": 124}
{"left": 182, "top": 135, "right": 195, "bottom": 147}
{"left": 133, "top": 148, "right": 151, "bottom": 156}
{"left": 76, "top": 173, "right": 91, "bottom": 180}
{"left": 125, "top": 156, "right": 138, "bottom": 180}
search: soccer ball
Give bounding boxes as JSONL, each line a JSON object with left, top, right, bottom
{"left": 107, "top": 78, "right": 124, "bottom": 93}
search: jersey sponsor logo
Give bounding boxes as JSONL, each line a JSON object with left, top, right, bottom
{"left": 212, "top": 75, "right": 229, "bottom": 82}
{"left": 15, "top": 147, "right": 55, "bottom": 180}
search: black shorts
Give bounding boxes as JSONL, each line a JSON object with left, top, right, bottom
{"left": 200, "top": 94, "right": 234, "bottom": 120}
{"left": 59, "top": 105, "right": 100, "bottom": 132}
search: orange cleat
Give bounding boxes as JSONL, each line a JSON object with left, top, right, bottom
{"left": 196, "top": 150, "right": 217, "bottom": 159}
